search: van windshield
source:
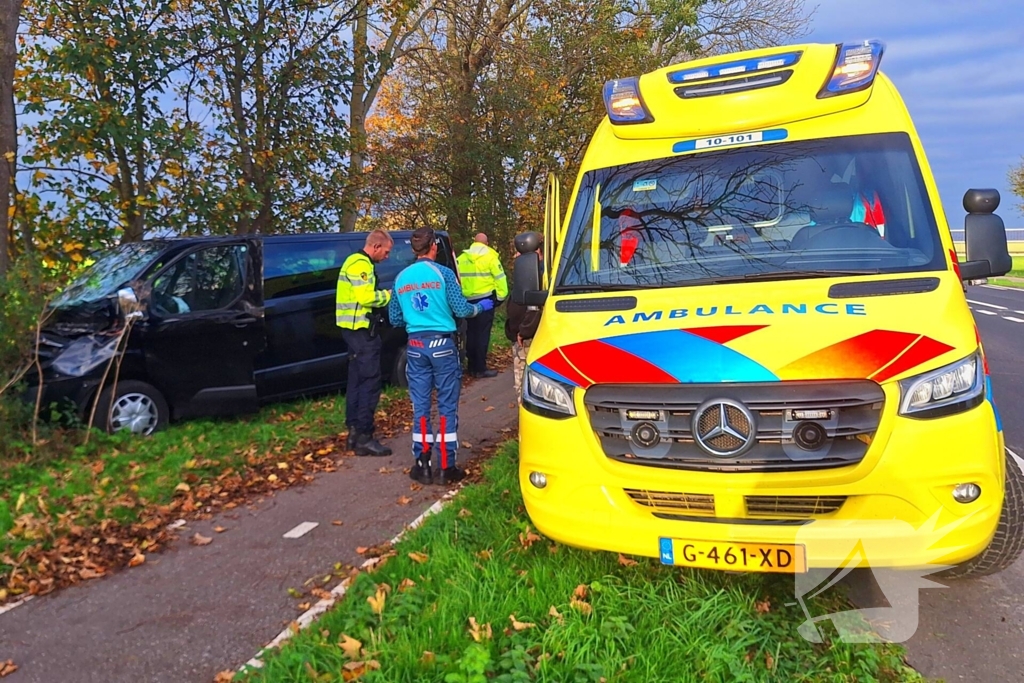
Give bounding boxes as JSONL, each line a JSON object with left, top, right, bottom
{"left": 555, "top": 133, "right": 945, "bottom": 292}
{"left": 52, "top": 242, "right": 166, "bottom": 308}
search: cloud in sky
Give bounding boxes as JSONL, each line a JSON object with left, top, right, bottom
{"left": 805, "top": 0, "right": 1024, "bottom": 222}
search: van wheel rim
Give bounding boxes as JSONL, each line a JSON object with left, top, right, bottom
{"left": 110, "top": 393, "right": 158, "bottom": 435}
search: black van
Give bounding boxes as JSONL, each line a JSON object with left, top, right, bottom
{"left": 31, "top": 231, "right": 461, "bottom": 435}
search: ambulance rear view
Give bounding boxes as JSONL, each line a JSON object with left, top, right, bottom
{"left": 512, "top": 41, "right": 1022, "bottom": 577}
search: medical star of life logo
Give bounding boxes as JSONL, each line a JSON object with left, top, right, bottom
{"left": 412, "top": 292, "right": 429, "bottom": 312}
{"left": 790, "top": 510, "right": 977, "bottom": 643}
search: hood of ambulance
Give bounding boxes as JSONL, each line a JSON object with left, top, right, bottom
{"left": 529, "top": 275, "right": 977, "bottom": 388}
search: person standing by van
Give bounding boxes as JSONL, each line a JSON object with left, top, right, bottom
{"left": 336, "top": 229, "right": 393, "bottom": 457}
{"left": 505, "top": 247, "right": 542, "bottom": 404}
{"left": 389, "top": 227, "right": 493, "bottom": 485}
{"left": 457, "top": 233, "right": 508, "bottom": 378}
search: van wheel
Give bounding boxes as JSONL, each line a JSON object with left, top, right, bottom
{"left": 941, "top": 450, "right": 1024, "bottom": 579}
{"left": 91, "top": 380, "right": 170, "bottom": 436}
{"left": 392, "top": 347, "right": 409, "bottom": 389}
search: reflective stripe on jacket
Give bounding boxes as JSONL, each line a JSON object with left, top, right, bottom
{"left": 456, "top": 243, "right": 508, "bottom": 300}
{"left": 336, "top": 251, "right": 391, "bottom": 330}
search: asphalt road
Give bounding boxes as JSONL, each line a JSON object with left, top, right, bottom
{"left": 903, "top": 283, "right": 1024, "bottom": 682}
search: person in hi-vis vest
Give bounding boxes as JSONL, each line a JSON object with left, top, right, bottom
{"left": 389, "top": 228, "right": 493, "bottom": 485}
{"left": 336, "top": 229, "right": 393, "bottom": 457}
{"left": 456, "top": 233, "right": 508, "bottom": 378}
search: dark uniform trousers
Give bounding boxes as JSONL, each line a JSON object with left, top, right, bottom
{"left": 465, "top": 295, "right": 495, "bottom": 374}
{"left": 341, "top": 328, "right": 382, "bottom": 436}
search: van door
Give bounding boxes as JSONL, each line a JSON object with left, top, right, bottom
{"left": 141, "top": 240, "right": 265, "bottom": 418}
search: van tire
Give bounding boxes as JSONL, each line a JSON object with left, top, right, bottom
{"left": 392, "top": 347, "right": 409, "bottom": 389}
{"left": 91, "top": 380, "right": 170, "bottom": 436}
{"left": 941, "top": 450, "right": 1024, "bottom": 579}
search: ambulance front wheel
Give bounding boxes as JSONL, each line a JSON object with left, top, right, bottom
{"left": 392, "top": 346, "right": 409, "bottom": 389}
{"left": 942, "top": 450, "right": 1024, "bottom": 578}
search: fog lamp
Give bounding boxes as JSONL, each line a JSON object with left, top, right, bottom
{"left": 529, "top": 472, "right": 548, "bottom": 489}
{"left": 952, "top": 483, "right": 981, "bottom": 504}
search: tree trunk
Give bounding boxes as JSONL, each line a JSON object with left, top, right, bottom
{"left": 0, "top": 0, "right": 22, "bottom": 277}
{"left": 341, "top": 0, "right": 367, "bottom": 233}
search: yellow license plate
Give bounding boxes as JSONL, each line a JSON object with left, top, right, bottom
{"left": 659, "top": 537, "right": 806, "bottom": 573}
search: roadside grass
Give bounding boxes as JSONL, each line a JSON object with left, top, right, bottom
{"left": 988, "top": 278, "right": 1024, "bottom": 289}
{"left": 1009, "top": 255, "right": 1024, "bottom": 278}
{"left": 243, "top": 443, "right": 923, "bottom": 683}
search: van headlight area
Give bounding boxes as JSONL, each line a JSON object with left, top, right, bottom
{"left": 523, "top": 367, "right": 576, "bottom": 418}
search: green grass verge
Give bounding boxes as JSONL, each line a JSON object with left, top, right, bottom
{"left": 243, "top": 443, "right": 924, "bottom": 683}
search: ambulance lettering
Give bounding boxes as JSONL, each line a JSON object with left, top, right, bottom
{"left": 605, "top": 302, "right": 868, "bottom": 326}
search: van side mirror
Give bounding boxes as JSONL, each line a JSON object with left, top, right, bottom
{"left": 959, "top": 189, "right": 1011, "bottom": 281}
{"left": 512, "top": 231, "right": 547, "bottom": 306}
{"left": 117, "top": 286, "right": 144, "bottom": 321}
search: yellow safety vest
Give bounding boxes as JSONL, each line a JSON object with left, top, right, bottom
{"left": 457, "top": 243, "right": 509, "bottom": 301}
{"left": 336, "top": 251, "right": 391, "bottom": 330}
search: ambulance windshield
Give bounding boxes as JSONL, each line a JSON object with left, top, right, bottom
{"left": 556, "top": 132, "right": 944, "bottom": 292}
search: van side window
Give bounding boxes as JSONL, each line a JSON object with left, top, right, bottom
{"left": 263, "top": 241, "right": 359, "bottom": 300}
{"left": 151, "top": 245, "right": 245, "bottom": 316}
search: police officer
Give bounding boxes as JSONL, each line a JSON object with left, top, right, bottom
{"left": 389, "top": 227, "right": 494, "bottom": 485}
{"left": 456, "top": 233, "right": 508, "bottom": 378}
{"left": 336, "top": 229, "right": 393, "bottom": 457}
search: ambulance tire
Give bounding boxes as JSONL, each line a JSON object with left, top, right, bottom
{"left": 942, "top": 450, "right": 1024, "bottom": 579}
{"left": 392, "top": 346, "right": 409, "bottom": 389}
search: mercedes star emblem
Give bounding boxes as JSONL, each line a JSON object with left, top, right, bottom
{"left": 692, "top": 399, "right": 756, "bottom": 457}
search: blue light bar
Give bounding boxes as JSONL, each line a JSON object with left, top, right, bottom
{"left": 667, "top": 51, "right": 802, "bottom": 85}
{"left": 603, "top": 77, "right": 654, "bottom": 124}
{"left": 818, "top": 40, "right": 885, "bottom": 98}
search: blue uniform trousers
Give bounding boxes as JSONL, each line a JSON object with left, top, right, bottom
{"left": 341, "top": 328, "right": 382, "bottom": 436}
{"left": 406, "top": 333, "right": 461, "bottom": 468}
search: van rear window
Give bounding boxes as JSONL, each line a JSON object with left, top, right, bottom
{"left": 264, "top": 241, "right": 356, "bottom": 300}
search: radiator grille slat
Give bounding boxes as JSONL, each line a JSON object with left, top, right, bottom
{"left": 624, "top": 488, "right": 715, "bottom": 515}
{"left": 745, "top": 495, "right": 847, "bottom": 518}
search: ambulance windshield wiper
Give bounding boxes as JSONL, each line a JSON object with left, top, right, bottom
{"left": 554, "top": 284, "right": 644, "bottom": 294}
{"left": 719, "top": 268, "right": 881, "bottom": 283}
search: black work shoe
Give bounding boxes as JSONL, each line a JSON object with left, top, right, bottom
{"left": 345, "top": 431, "right": 359, "bottom": 452}
{"left": 437, "top": 465, "right": 466, "bottom": 486}
{"left": 471, "top": 369, "right": 498, "bottom": 379}
{"left": 410, "top": 458, "right": 432, "bottom": 485}
{"left": 354, "top": 434, "right": 393, "bottom": 457}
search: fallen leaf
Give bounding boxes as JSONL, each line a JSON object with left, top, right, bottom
{"left": 277, "top": 462, "right": 289, "bottom": 470}
{"left": 191, "top": 533, "right": 213, "bottom": 546}
{"left": 421, "top": 651, "right": 436, "bottom": 664}
{"left": 0, "top": 660, "right": 17, "bottom": 677}
{"left": 570, "top": 596, "right": 593, "bottom": 616}
{"left": 548, "top": 544, "right": 559, "bottom": 554}
{"left": 408, "top": 551, "right": 429, "bottom": 564}
{"left": 476, "top": 549, "right": 492, "bottom": 561}
{"left": 317, "top": 448, "right": 332, "bottom": 456}
{"left": 573, "top": 584, "right": 589, "bottom": 600}
{"left": 128, "top": 552, "right": 146, "bottom": 567}
{"left": 0, "top": 589, "right": 6, "bottom": 602}
{"left": 213, "top": 526, "right": 228, "bottom": 533}
{"left": 617, "top": 553, "right": 638, "bottom": 567}
{"left": 332, "top": 520, "right": 344, "bottom": 526}
{"left": 766, "top": 652, "right": 775, "bottom": 670}
{"left": 755, "top": 599, "right": 771, "bottom": 614}
{"left": 510, "top": 614, "right": 536, "bottom": 631}
{"left": 298, "top": 602, "right": 311, "bottom": 610}
{"left": 458, "top": 508, "right": 472, "bottom": 518}
{"left": 213, "top": 671, "right": 234, "bottom": 683}
{"left": 356, "top": 546, "right": 369, "bottom": 555}
{"left": 398, "top": 578, "right": 416, "bottom": 592}
{"left": 409, "top": 483, "right": 423, "bottom": 492}
{"left": 548, "top": 606, "right": 564, "bottom": 625}
{"left": 367, "top": 587, "right": 386, "bottom": 615}
{"left": 267, "top": 474, "right": 279, "bottom": 483}
{"left": 174, "top": 483, "right": 190, "bottom": 494}
{"left": 13, "top": 493, "right": 24, "bottom": 512}
{"left": 378, "top": 467, "right": 394, "bottom": 475}
{"left": 467, "top": 616, "right": 492, "bottom": 642}
{"left": 484, "top": 406, "right": 495, "bottom": 412}
{"left": 288, "top": 588, "right": 303, "bottom": 598}
{"left": 461, "top": 441, "right": 473, "bottom": 449}
{"left": 79, "top": 568, "right": 104, "bottom": 580}
{"left": 397, "top": 496, "right": 412, "bottom": 506}
{"left": 519, "top": 528, "right": 542, "bottom": 549}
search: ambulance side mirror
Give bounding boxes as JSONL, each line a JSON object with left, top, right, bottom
{"left": 960, "top": 189, "right": 1011, "bottom": 281}
{"left": 512, "top": 232, "right": 547, "bottom": 306}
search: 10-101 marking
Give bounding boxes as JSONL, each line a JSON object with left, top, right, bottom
{"left": 695, "top": 132, "right": 762, "bottom": 149}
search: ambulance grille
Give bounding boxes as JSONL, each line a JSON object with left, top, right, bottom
{"left": 585, "top": 381, "right": 884, "bottom": 473}
{"left": 745, "top": 495, "right": 847, "bottom": 519}
{"left": 624, "top": 489, "right": 715, "bottom": 515}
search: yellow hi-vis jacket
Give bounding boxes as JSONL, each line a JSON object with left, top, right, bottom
{"left": 336, "top": 251, "right": 391, "bottom": 330}
{"left": 457, "top": 243, "right": 508, "bottom": 301}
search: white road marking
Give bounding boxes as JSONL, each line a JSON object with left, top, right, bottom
{"left": 976, "top": 310, "right": 997, "bottom": 316}
{"left": 0, "top": 595, "right": 33, "bottom": 616}
{"left": 1003, "top": 317, "right": 1024, "bottom": 323}
{"left": 1008, "top": 448, "right": 1024, "bottom": 475}
{"left": 1016, "top": 311, "right": 1024, "bottom": 316}
{"left": 244, "top": 488, "right": 463, "bottom": 672}
{"left": 968, "top": 299, "right": 1008, "bottom": 310}
{"left": 983, "top": 285, "right": 1022, "bottom": 292}
{"left": 282, "top": 522, "right": 319, "bottom": 539}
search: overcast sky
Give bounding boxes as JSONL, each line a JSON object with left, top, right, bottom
{"left": 804, "top": 0, "right": 1024, "bottom": 225}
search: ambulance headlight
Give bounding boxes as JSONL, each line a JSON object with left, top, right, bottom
{"left": 523, "top": 367, "right": 576, "bottom": 418}
{"left": 899, "top": 352, "right": 984, "bottom": 418}
{"left": 603, "top": 77, "right": 653, "bottom": 125}
{"left": 818, "top": 39, "right": 884, "bottom": 98}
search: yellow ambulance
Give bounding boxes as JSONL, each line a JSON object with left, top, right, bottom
{"left": 511, "top": 40, "right": 1022, "bottom": 576}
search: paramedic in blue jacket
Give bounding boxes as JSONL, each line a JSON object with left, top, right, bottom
{"left": 388, "top": 227, "right": 494, "bottom": 485}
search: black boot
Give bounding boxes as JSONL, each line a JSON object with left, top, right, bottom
{"left": 410, "top": 456, "right": 432, "bottom": 485}
{"left": 345, "top": 430, "right": 359, "bottom": 452}
{"left": 354, "top": 433, "right": 392, "bottom": 457}
{"left": 437, "top": 465, "right": 466, "bottom": 486}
